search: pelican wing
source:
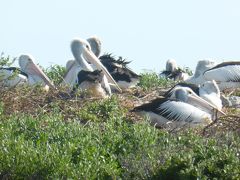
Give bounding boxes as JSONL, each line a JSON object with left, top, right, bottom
{"left": 157, "top": 100, "right": 211, "bottom": 124}
{"left": 204, "top": 62, "right": 240, "bottom": 82}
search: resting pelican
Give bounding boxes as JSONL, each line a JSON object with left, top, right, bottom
{"left": 0, "top": 55, "right": 54, "bottom": 90}
{"left": 133, "top": 87, "right": 224, "bottom": 128}
{"left": 87, "top": 36, "right": 140, "bottom": 89}
{"left": 165, "top": 80, "right": 222, "bottom": 110}
{"left": 0, "top": 67, "right": 27, "bottom": 87}
{"left": 99, "top": 54, "right": 140, "bottom": 89}
{"left": 186, "top": 60, "right": 240, "bottom": 91}
{"left": 86, "top": 36, "right": 102, "bottom": 57}
{"left": 159, "top": 59, "right": 189, "bottom": 81}
{"left": 62, "top": 38, "right": 121, "bottom": 97}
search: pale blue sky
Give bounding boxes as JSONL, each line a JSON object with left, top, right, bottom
{"left": 1, "top": 0, "right": 240, "bottom": 73}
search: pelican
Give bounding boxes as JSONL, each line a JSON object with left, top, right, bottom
{"left": 18, "top": 54, "right": 55, "bottom": 90}
{"left": 0, "top": 55, "right": 54, "bottom": 90}
{"left": 0, "top": 67, "right": 27, "bottom": 87}
{"left": 186, "top": 60, "right": 240, "bottom": 91}
{"left": 133, "top": 87, "right": 224, "bottom": 129}
{"left": 165, "top": 80, "right": 222, "bottom": 110}
{"left": 86, "top": 36, "right": 102, "bottom": 57}
{"left": 99, "top": 54, "right": 140, "bottom": 89}
{"left": 62, "top": 38, "right": 121, "bottom": 97}
{"left": 159, "top": 59, "right": 189, "bottom": 81}
{"left": 87, "top": 36, "right": 140, "bottom": 89}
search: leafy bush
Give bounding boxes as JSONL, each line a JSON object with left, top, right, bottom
{"left": 0, "top": 98, "right": 239, "bottom": 179}
{"left": 138, "top": 71, "right": 175, "bottom": 90}
{"left": 44, "top": 64, "right": 66, "bottom": 84}
{"left": 0, "top": 53, "right": 15, "bottom": 67}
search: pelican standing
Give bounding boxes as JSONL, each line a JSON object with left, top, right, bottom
{"left": 133, "top": 87, "right": 224, "bottom": 129}
{"left": 62, "top": 38, "right": 121, "bottom": 97}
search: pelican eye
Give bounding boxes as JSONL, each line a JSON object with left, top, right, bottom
{"left": 86, "top": 45, "right": 90, "bottom": 50}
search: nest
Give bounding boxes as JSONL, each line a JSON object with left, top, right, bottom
{"left": 202, "top": 115, "right": 240, "bottom": 137}
{"left": 1, "top": 86, "right": 240, "bottom": 137}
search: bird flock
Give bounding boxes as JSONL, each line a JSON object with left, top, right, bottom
{"left": 1, "top": 36, "right": 240, "bottom": 129}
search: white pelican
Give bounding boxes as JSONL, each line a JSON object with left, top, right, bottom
{"left": 86, "top": 36, "right": 102, "bottom": 57}
{"left": 87, "top": 36, "right": 140, "bottom": 89}
{"left": 62, "top": 38, "right": 121, "bottom": 97}
{"left": 18, "top": 54, "right": 55, "bottom": 90}
{"left": 186, "top": 60, "right": 240, "bottom": 91}
{"left": 133, "top": 87, "right": 224, "bottom": 129}
{"left": 165, "top": 80, "right": 222, "bottom": 110}
{"left": 0, "top": 55, "right": 54, "bottom": 90}
{"left": 0, "top": 67, "right": 27, "bottom": 87}
{"left": 159, "top": 59, "right": 189, "bottom": 81}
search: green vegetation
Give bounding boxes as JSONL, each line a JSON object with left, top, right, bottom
{"left": 44, "top": 64, "right": 66, "bottom": 84}
{"left": 0, "top": 93, "right": 240, "bottom": 179}
{"left": 0, "top": 53, "right": 15, "bottom": 67}
{"left": 0, "top": 55, "right": 239, "bottom": 179}
{"left": 138, "top": 71, "right": 175, "bottom": 90}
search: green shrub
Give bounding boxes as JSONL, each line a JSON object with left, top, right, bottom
{"left": 44, "top": 64, "right": 66, "bottom": 84}
{"left": 0, "top": 53, "right": 15, "bottom": 67}
{"left": 0, "top": 107, "right": 239, "bottom": 179}
{"left": 138, "top": 71, "right": 175, "bottom": 90}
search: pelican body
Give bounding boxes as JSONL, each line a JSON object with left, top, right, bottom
{"left": 186, "top": 60, "right": 240, "bottom": 91}
{"left": 99, "top": 54, "right": 140, "bottom": 89}
{"left": 133, "top": 87, "right": 223, "bottom": 129}
{"left": 0, "top": 67, "right": 27, "bottom": 87}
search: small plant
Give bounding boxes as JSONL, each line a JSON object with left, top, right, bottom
{"left": 0, "top": 53, "right": 15, "bottom": 67}
{"left": 43, "top": 64, "right": 66, "bottom": 84}
{"left": 138, "top": 71, "right": 175, "bottom": 90}
{"left": 182, "top": 66, "right": 193, "bottom": 76}
{"left": 77, "top": 96, "right": 126, "bottom": 122}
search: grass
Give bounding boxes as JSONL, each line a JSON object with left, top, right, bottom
{"left": 0, "top": 55, "right": 240, "bottom": 179}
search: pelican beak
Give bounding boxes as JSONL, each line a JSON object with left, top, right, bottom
{"left": 83, "top": 49, "right": 122, "bottom": 93}
{"left": 24, "top": 61, "right": 55, "bottom": 89}
{"left": 188, "top": 93, "right": 226, "bottom": 115}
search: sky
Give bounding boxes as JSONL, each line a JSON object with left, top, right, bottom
{"left": 1, "top": 0, "right": 240, "bottom": 73}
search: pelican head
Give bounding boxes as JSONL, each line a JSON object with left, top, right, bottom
{"left": 87, "top": 36, "right": 102, "bottom": 57}
{"left": 172, "top": 87, "right": 225, "bottom": 115}
{"left": 193, "top": 60, "right": 216, "bottom": 78}
{"left": 71, "top": 38, "right": 92, "bottom": 68}
{"left": 200, "top": 80, "right": 220, "bottom": 97}
{"left": 199, "top": 80, "right": 222, "bottom": 110}
{"left": 186, "top": 60, "right": 216, "bottom": 84}
{"left": 71, "top": 38, "right": 122, "bottom": 92}
{"left": 166, "top": 59, "right": 177, "bottom": 72}
{"left": 18, "top": 54, "right": 55, "bottom": 89}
